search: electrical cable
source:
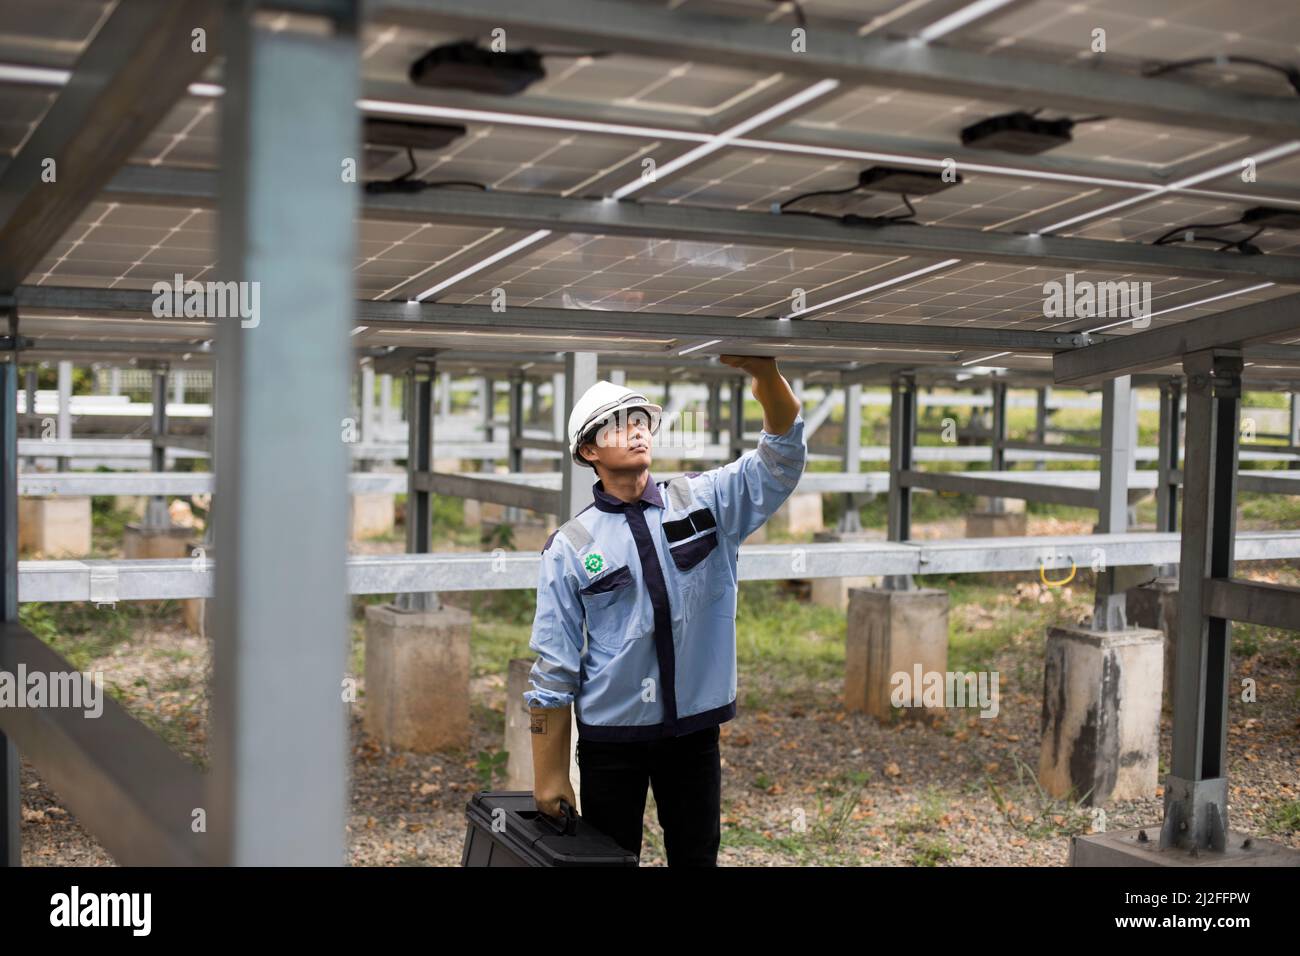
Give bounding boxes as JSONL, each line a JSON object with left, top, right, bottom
{"left": 1143, "top": 56, "right": 1300, "bottom": 96}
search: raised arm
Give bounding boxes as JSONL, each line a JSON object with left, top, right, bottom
{"left": 703, "top": 356, "right": 807, "bottom": 544}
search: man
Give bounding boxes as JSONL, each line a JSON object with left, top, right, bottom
{"left": 522, "top": 355, "right": 805, "bottom": 866}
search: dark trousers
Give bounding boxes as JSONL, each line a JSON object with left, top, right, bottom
{"left": 576, "top": 724, "right": 721, "bottom": 866}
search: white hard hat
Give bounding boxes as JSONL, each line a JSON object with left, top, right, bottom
{"left": 568, "top": 380, "right": 662, "bottom": 469}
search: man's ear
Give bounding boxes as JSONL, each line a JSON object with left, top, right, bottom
{"left": 579, "top": 441, "right": 598, "bottom": 466}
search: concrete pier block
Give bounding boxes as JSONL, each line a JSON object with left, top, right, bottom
{"left": 125, "top": 524, "right": 196, "bottom": 615}
{"left": 489, "top": 514, "right": 557, "bottom": 552}
{"left": 123, "top": 523, "right": 193, "bottom": 559}
{"left": 19, "top": 496, "right": 92, "bottom": 557}
{"left": 769, "top": 492, "right": 825, "bottom": 536}
{"left": 1126, "top": 578, "right": 1180, "bottom": 704}
{"left": 845, "top": 588, "right": 949, "bottom": 723}
{"left": 965, "top": 510, "right": 1027, "bottom": 538}
{"left": 975, "top": 496, "right": 1025, "bottom": 513}
{"left": 363, "top": 603, "right": 472, "bottom": 752}
{"left": 113, "top": 495, "right": 147, "bottom": 518}
{"left": 808, "top": 530, "right": 881, "bottom": 610}
{"left": 505, "top": 659, "right": 581, "bottom": 810}
{"left": 350, "top": 493, "right": 396, "bottom": 541}
{"left": 180, "top": 540, "right": 210, "bottom": 636}
{"left": 464, "top": 499, "right": 506, "bottom": 529}
{"left": 1039, "top": 624, "right": 1164, "bottom": 806}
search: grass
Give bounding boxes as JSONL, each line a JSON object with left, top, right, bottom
{"left": 1265, "top": 799, "right": 1300, "bottom": 836}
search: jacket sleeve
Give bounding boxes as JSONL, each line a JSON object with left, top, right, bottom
{"left": 522, "top": 536, "right": 586, "bottom": 710}
{"left": 703, "top": 411, "right": 807, "bottom": 545}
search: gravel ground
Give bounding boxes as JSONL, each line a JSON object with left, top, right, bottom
{"left": 17, "top": 518, "right": 1300, "bottom": 866}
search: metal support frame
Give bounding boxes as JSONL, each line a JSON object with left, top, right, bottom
{"left": 143, "top": 364, "right": 172, "bottom": 529}
{"left": 1156, "top": 378, "right": 1183, "bottom": 577}
{"left": 1, "top": 331, "right": 18, "bottom": 865}
{"left": 505, "top": 371, "right": 525, "bottom": 522}
{"left": 707, "top": 380, "right": 722, "bottom": 449}
{"left": 22, "top": 368, "right": 35, "bottom": 440}
{"left": 560, "top": 352, "right": 598, "bottom": 522}
{"left": 398, "top": 364, "right": 439, "bottom": 612}
{"left": 838, "top": 382, "right": 863, "bottom": 533}
{"left": 56, "top": 359, "right": 71, "bottom": 472}
{"left": 1160, "top": 350, "right": 1242, "bottom": 853}
{"left": 1055, "top": 292, "right": 1300, "bottom": 385}
{"left": 374, "top": 0, "right": 1300, "bottom": 140}
{"left": 988, "top": 380, "right": 1007, "bottom": 513}
{"left": 209, "top": 4, "right": 358, "bottom": 866}
{"left": 885, "top": 372, "right": 915, "bottom": 591}
{"left": 1092, "top": 375, "right": 1132, "bottom": 631}
{"left": 728, "top": 376, "right": 745, "bottom": 462}
{"left": 90, "top": 164, "right": 1300, "bottom": 285}
{"left": 1033, "top": 387, "right": 1048, "bottom": 472}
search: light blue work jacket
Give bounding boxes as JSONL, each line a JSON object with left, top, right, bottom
{"left": 522, "top": 413, "right": 807, "bottom": 741}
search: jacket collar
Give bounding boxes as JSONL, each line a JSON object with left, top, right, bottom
{"left": 591, "top": 472, "right": 663, "bottom": 513}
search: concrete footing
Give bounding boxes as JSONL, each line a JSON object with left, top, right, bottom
{"left": 350, "top": 493, "right": 395, "bottom": 541}
{"left": 363, "top": 603, "right": 471, "bottom": 752}
{"left": 808, "top": 530, "right": 882, "bottom": 610}
{"left": 505, "top": 659, "right": 581, "bottom": 809}
{"left": 113, "top": 495, "right": 147, "bottom": 518}
{"left": 845, "top": 587, "right": 949, "bottom": 723}
{"left": 464, "top": 499, "right": 506, "bottom": 529}
{"left": 1039, "top": 624, "right": 1164, "bottom": 806}
{"left": 1126, "top": 577, "right": 1180, "bottom": 704}
{"left": 123, "top": 523, "right": 193, "bottom": 559}
{"left": 975, "top": 496, "right": 1025, "bottom": 513}
{"left": 1070, "top": 827, "right": 1300, "bottom": 866}
{"left": 19, "top": 496, "right": 91, "bottom": 557}
{"left": 965, "top": 510, "right": 1028, "bottom": 537}
{"left": 768, "top": 492, "right": 824, "bottom": 536}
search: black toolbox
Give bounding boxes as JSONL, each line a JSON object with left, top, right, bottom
{"left": 461, "top": 791, "right": 639, "bottom": 867}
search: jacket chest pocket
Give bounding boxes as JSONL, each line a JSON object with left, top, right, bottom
{"left": 579, "top": 564, "right": 637, "bottom": 648}
{"left": 669, "top": 529, "right": 725, "bottom": 607}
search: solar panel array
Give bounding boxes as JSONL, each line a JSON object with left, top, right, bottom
{"left": 2, "top": 0, "right": 1299, "bottom": 383}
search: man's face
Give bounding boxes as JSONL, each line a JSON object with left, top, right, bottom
{"left": 580, "top": 407, "right": 653, "bottom": 474}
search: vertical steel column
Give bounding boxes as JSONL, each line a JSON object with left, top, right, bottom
{"left": 707, "top": 380, "right": 722, "bottom": 449}
{"left": 550, "top": 371, "right": 565, "bottom": 444}
{"left": 1093, "top": 375, "right": 1132, "bottom": 631}
{"left": 481, "top": 376, "right": 495, "bottom": 442}
{"left": 56, "top": 359, "right": 71, "bottom": 471}
{"left": 885, "top": 372, "right": 915, "bottom": 590}
{"left": 109, "top": 366, "right": 121, "bottom": 397}
{"left": 989, "top": 379, "right": 1007, "bottom": 511}
{"left": 172, "top": 369, "right": 186, "bottom": 405}
{"left": 1033, "top": 386, "right": 1048, "bottom": 471}
{"left": 0, "top": 316, "right": 20, "bottom": 866}
{"left": 1156, "top": 378, "right": 1182, "bottom": 578}
{"left": 1160, "top": 351, "right": 1241, "bottom": 853}
{"left": 560, "top": 352, "right": 598, "bottom": 522}
{"left": 360, "top": 362, "right": 375, "bottom": 444}
{"left": 379, "top": 373, "right": 393, "bottom": 442}
{"left": 838, "top": 381, "right": 863, "bottom": 533}
{"left": 144, "top": 364, "right": 170, "bottom": 529}
{"left": 609, "top": 368, "right": 626, "bottom": 387}
{"left": 505, "top": 372, "right": 525, "bottom": 523}
{"left": 1289, "top": 393, "right": 1300, "bottom": 466}
{"left": 23, "top": 368, "right": 35, "bottom": 439}
{"left": 440, "top": 370, "right": 452, "bottom": 420}
{"left": 209, "top": 1, "right": 357, "bottom": 865}
{"left": 398, "top": 363, "right": 439, "bottom": 613}
{"left": 728, "top": 376, "right": 744, "bottom": 462}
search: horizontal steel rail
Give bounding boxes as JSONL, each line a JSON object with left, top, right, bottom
{"left": 0, "top": 621, "right": 207, "bottom": 864}
{"left": 17, "top": 531, "right": 1300, "bottom": 602}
